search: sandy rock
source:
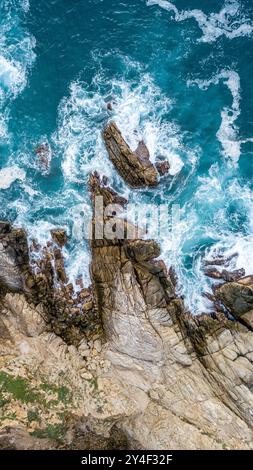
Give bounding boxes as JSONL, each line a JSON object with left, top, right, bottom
{"left": 93, "top": 339, "right": 102, "bottom": 353}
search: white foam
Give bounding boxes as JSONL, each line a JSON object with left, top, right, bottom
{"left": 206, "top": 236, "right": 253, "bottom": 277}
{"left": 0, "top": 114, "right": 8, "bottom": 141}
{"left": 153, "top": 157, "right": 253, "bottom": 314}
{"left": 20, "top": 0, "right": 30, "bottom": 12}
{"left": 147, "top": 0, "right": 253, "bottom": 43}
{"left": 0, "top": 165, "right": 26, "bottom": 189}
{"left": 52, "top": 63, "right": 190, "bottom": 290}
{"left": 55, "top": 71, "right": 185, "bottom": 185}
{"left": 0, "top": 1, "right": 35, "bottom": 147}
{"left": 188, "top": 70, "right": 242, "bottom": 162}
{"left": 22, "top": 184, "right": 38, "bottom": 197}
{"left": 63, "top": 246, "right": 91, "bottom": 288}
{"left": 111, "top": 76, "right": 185, "bottom": 175}
{"left": 0, "top": 55, "right": 27, "bottom": 98}
{"left": 54, "top": 82, "right": 115, "bottom": 184}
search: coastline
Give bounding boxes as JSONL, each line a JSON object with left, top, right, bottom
{"left": 1, "top": 161, "right": 253, "bottom": 449}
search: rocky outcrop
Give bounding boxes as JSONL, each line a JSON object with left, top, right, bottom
{"left": 89, "top": 175, "right": 253, "bottom": 449}
{"left": 103, "top": 122, "right": 159, "bottom": 188}
{"left": 0, "top": 223, "right": 32, "bottom": 293}
{"left": 205, "top": 267, "right": 245, "bottom": 282}
{"left": 0, "top": 222, "right": 95, "bottom": 345}
{"left": 215, "top": 277, "right": 253, "bottom": 324}
{"left": 155, "top": 160, "right": 170, "bottom": 176}
{"left": 50, "top": 229, "right": 68, "bottom": 248}
{"left": 1, "top": 178, "right": 253, "bottom": 450}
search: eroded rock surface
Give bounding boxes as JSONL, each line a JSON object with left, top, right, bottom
{"left": 89, "top": 176, "right": 253, "bottom": 449}
{"left": 215, "top": 278, "right": 253, "bottom": 317}
{"left": 0, "top": 224, "right": 31, "bottom": 293}
{"left": 103, "top": 122, "right": 159, "bottom": 188}
{"left": 1, "top": 178, "right": 253, "bottom": 450}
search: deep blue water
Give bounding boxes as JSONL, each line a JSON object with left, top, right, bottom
{"left": 1, "top": 0, "right": 253, "bottom": 313}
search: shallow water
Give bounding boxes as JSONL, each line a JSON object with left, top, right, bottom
{"left": 0, "top": 0, "right": 253, "bottom": 313}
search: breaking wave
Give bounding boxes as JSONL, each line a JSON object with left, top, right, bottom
{"left": 147, "top": 0, "right": 253, "bottom": 43}
{"left": 0, "top": 0, "right": 36, "bottom": 143}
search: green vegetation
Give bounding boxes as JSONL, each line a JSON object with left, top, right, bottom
{"left": 0, "top": 371, "right": 42, "bottom": 404}
{"left": 27, "top": 409, "right": 41, "bottom": 424}
{"left": 30, "top": 423, "right": 66, "bottom": 441}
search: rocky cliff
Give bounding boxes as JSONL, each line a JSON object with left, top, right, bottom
{"left": 1, "top": 173, "right": 253, "bottom": 450}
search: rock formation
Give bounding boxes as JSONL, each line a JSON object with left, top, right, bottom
{"left": 1, "top": 178, "right": 253, "bottom": 450}
{"left": 1, "top": 222, "right": 95, "bottom": 345}
{"left": 103, "top": 122, "right": 159, "bottom": 188}
{"left": 0, "top": 222, "right": 31, "bottom": 293}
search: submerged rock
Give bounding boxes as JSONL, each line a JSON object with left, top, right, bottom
{"left": 155, "top": 160, "right": 170, "bottom": 176}
{"left": 35, "top": 143, "right": 51, "bottom": 172}
{"left": 103, "top": 122, "right": 159, "bottom": 188}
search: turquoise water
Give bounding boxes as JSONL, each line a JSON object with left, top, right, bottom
{"left": 0, "top": 0, "right": 253, "bottom": 313}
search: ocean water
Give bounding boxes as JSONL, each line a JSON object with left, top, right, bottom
{"left": 0, "top": 0, "right": 253, "bottom": 314}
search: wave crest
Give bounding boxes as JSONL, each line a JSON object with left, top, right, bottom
{"left": 147, "top": 0, "right": 253, "bottom": 43}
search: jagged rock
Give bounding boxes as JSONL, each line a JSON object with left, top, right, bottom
{"left": 204, "top": 253, "right": 238, "bottom": 268}
{"left": 238, "top": 276, "right": 253, "bottom": 286}
{"left": 103, "top": 122, "right": 159, "bottom": 188}
{"left": 51, "top": 229, "right": 68, "bottom": 247}
{"left": 35, "top": 143, "right": 51, "bottom": 172}
{"left": 88, "top": 175, "right": 253, "bottom": 449}
{"left": 205, "top": 267, "right": 224, "bottom": 280}
{"left": 222, "top": 268, "right": 246, "bottom": 282}
{"left": 0, "top": 221, "right": 11, "bottom": 235}
{"left": 53, "top": 248, "right": 68, "bottom": 284}
{"left": 89, "top": 171, "right": 127, "bottom": 207}
{"left": 124, "top": 239, "right": 160, "bottom": 262}
{"left": 134, "top": 140, "right": 150, "bottom": 161}
{"left": 215, "top": 281, "right": 253, "bottom": 316}
{"left": 155, "top": 160, "right": 170, "bottom": 176}
{"left": 205, "top": 267, "right": 245, "bottom": 282}
{"left": 240, "top": 310, "right": 253, "bottom": 330}
{"left": 0, "top": 224, "right": 31, "bottom": 293}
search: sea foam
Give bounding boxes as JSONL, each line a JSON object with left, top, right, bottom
{"left": 0, "top": 166, "right": 26, "bottom": 190}
{"left": 55, "top": 68, "right": 184, "bottom": 188}
{"left": 188, "top": 70, "right": 242, "bottom": 163}
{"left": 52, "top": 60, "right": 188, "bottom": 288}
{"left": 0, "top": 0, "right": 36, "bottom": 143}
{"left": 161, "top": 162, "right": 253, "bottom": 314}
{"left": 147, "top": 0, "right": 253, "bottom": 43}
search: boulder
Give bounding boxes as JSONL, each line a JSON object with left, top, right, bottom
{"left": 51, "top": 229, "right": 68, "bottom": 247}
{"left": 0, "top": 225, "right": 31, "bottom": 292}
{"left": 205, "top": 267, "right": 245, "bottom": 282}
{"left": 124, "top": 239, "right": 161, "bottom": 262}
{"left": 0, "top": 221, "right": 11, "bottom": 235}
{"left": 215, "top": 281, "right": 253, "bottom": 316}
{"left": 155, "top": 160, "right": 170, "bottom": 176}
{"left": 103, "top": 122, "right": 159, "bottom": 188}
